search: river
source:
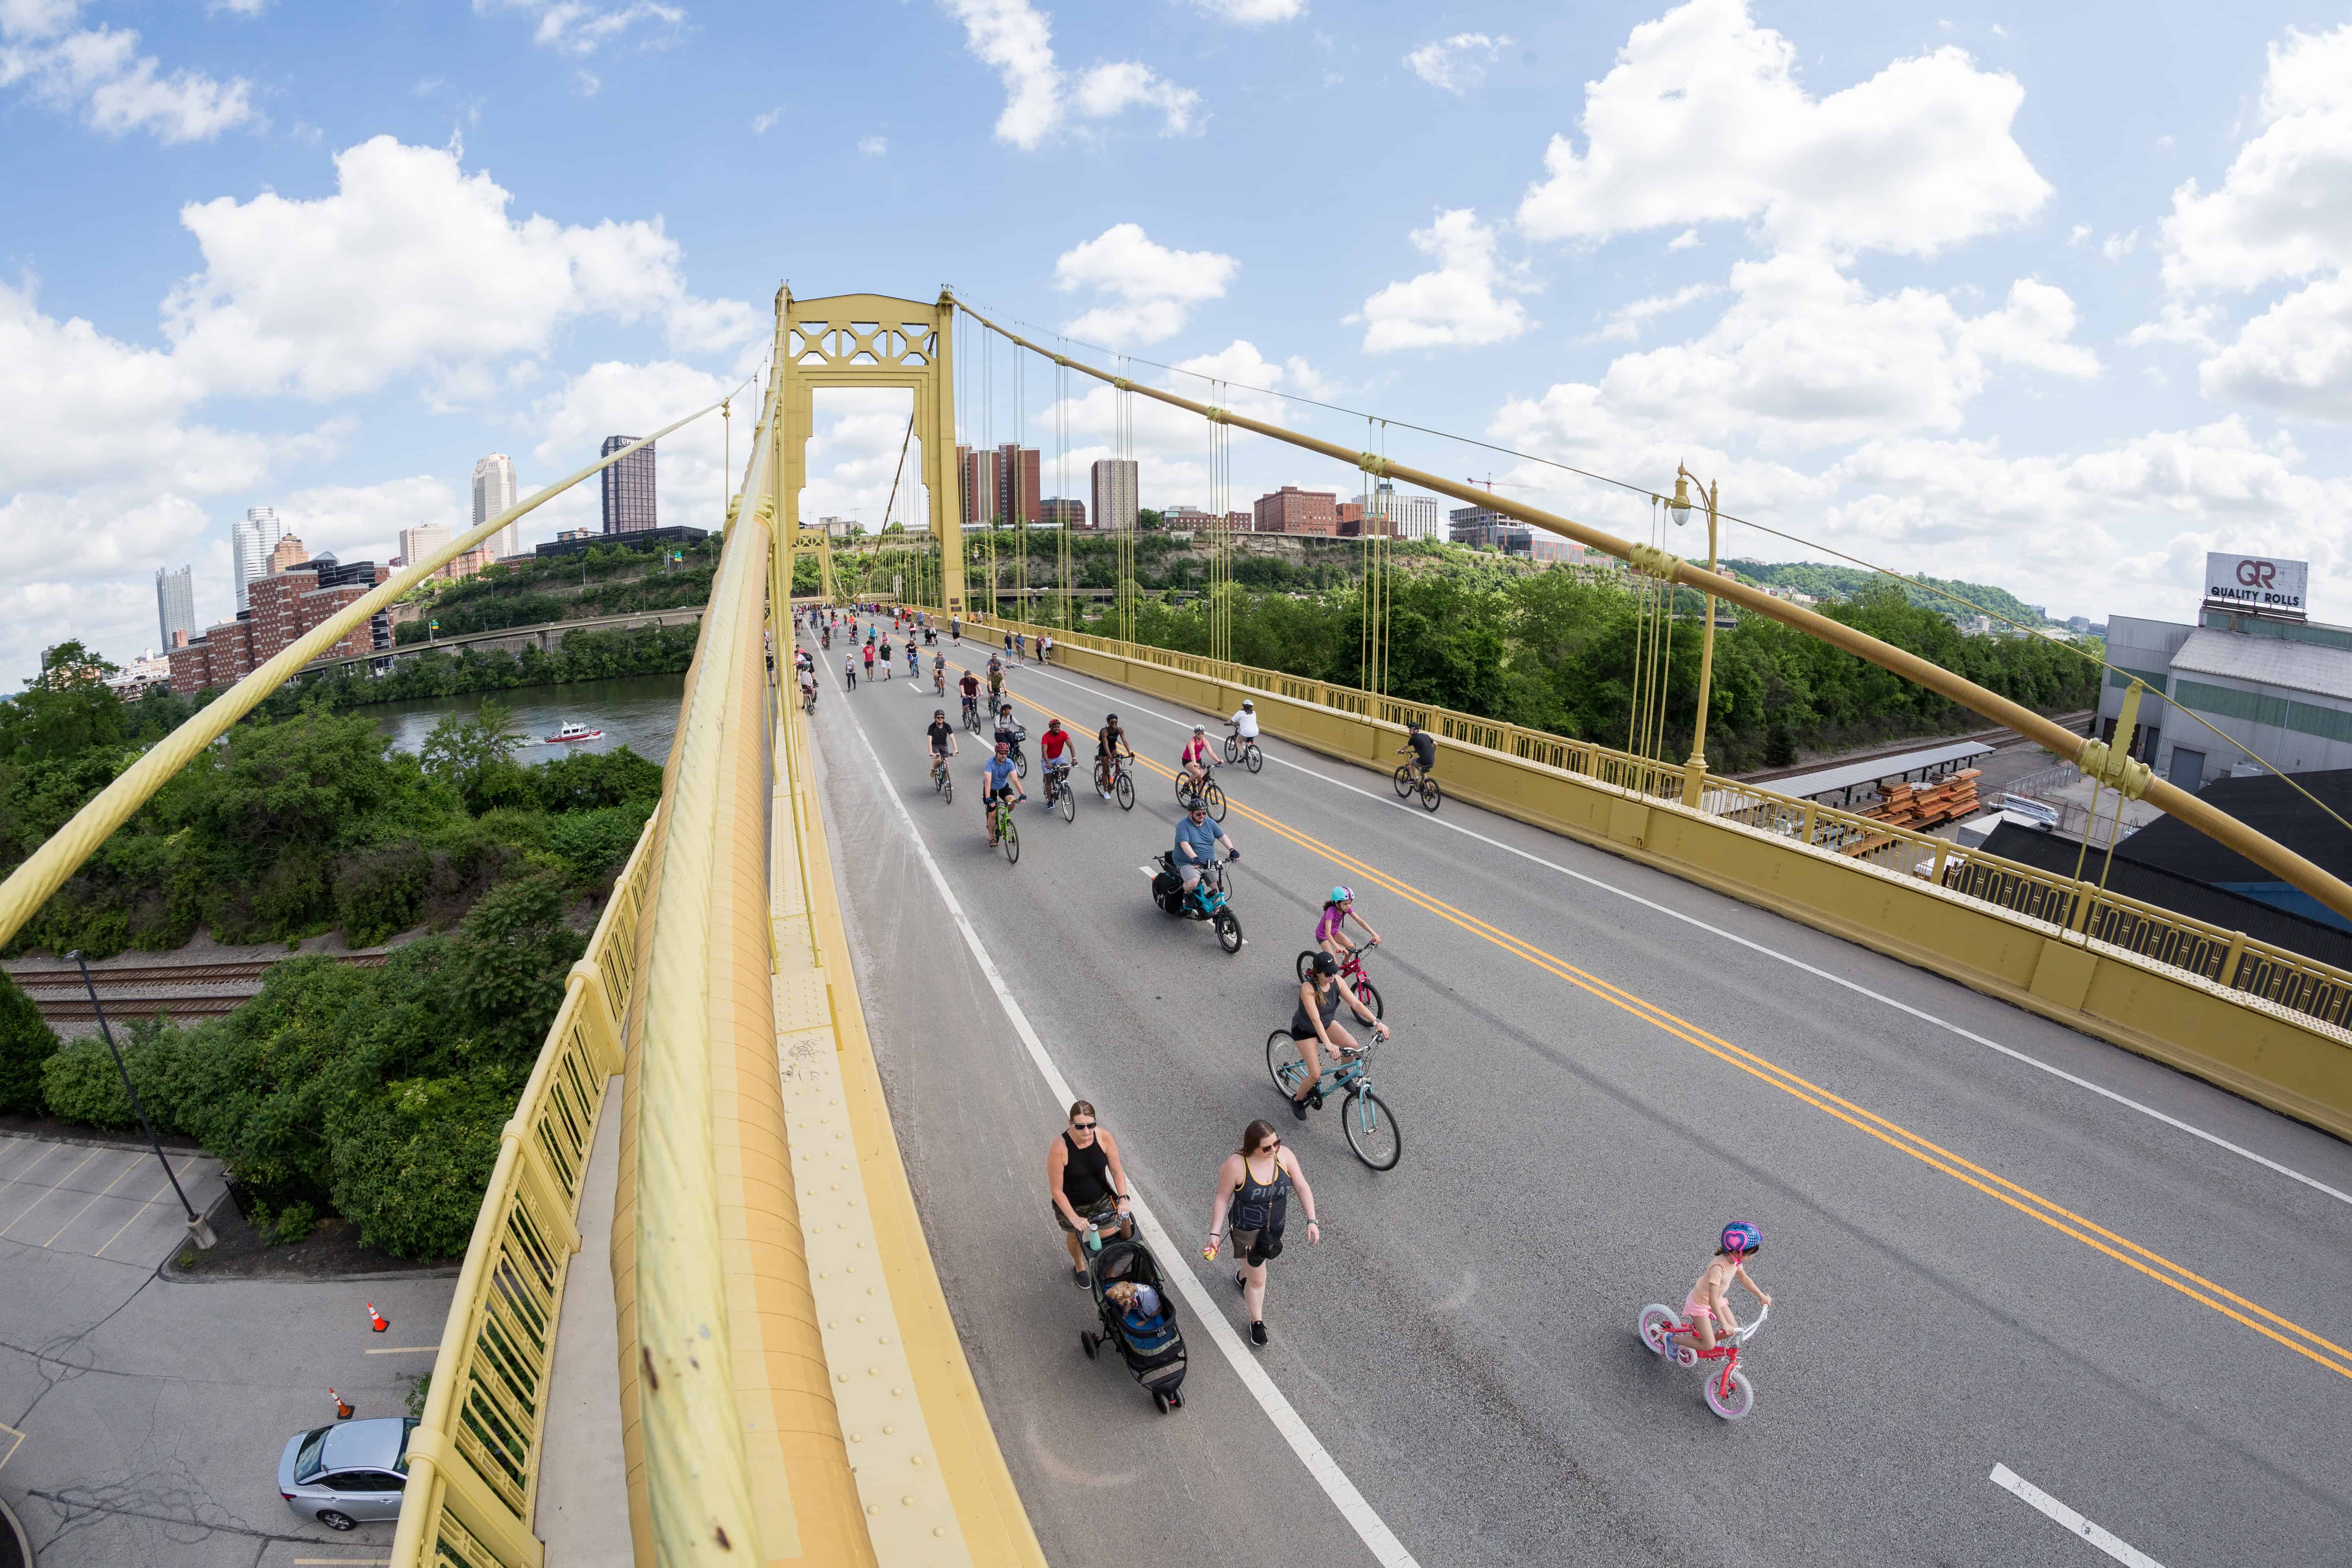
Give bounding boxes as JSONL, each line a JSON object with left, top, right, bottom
{"left": 368, "top": 673, "right": 688, "bottom": 762}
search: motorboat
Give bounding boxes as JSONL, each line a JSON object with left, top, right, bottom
{"left": 543, "top": 721, "right": 604, "bottom": 744}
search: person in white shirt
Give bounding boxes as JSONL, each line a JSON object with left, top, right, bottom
{"left": 1230, "top": 700, "right": 1261, "bottom": 740}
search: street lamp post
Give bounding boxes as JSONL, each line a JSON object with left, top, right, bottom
{"left": 1667, "top": 466, "right": 1720, "bottom": 808}
{"left": 68, "top": 951, "right": 215, "bottom": 1250}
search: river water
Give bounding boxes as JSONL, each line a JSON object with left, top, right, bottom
{"left": 368, "top": 673, "right": 689, "bottom": 762}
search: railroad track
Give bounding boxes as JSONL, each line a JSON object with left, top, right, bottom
{"left": 11, "top": 952, "right": 391, "bottom": 1024}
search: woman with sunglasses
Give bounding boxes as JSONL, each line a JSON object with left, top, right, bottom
{"left": 1204, "top": 1119, "right": 1320, "bottom": 1347}
{"left": 1047, "top": 1100, "right": 1132, "bottom": 1284}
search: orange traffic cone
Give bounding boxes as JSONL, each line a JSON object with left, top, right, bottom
{"left": 330, "top": 1388, "right": 354, "bottom": 1420}
{"left": 366, "top": 1302, "right": 390, "bottom": 1333}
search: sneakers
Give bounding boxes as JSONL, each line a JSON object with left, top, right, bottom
{"left": 1290, "top": 1094, "right": 1309, "bottom": 1121}
{"left": 1250, "top": 1320, "right": 1267, "bottom": 1348}
{"left": 1234, "top": 1270, "right": 1246, "bottom": 1294}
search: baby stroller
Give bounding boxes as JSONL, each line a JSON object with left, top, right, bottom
{"left": 1080, "top": 1234, "right": 1189, "bottom": 1412}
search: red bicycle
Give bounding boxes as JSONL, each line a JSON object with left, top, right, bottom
{"left": 1637, "top": 1299, "right": 1769, "bottom": 1419}
{"left": 1294, "top": 937, "right": 1383, "bottom": 1019}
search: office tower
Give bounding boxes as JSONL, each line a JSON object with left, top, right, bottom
{"left": 154, "top": 565, "right": 196, "bottom": 649}
{"left": 473, "top": 454, "right": 519, "bottom": 557}
{"left": 1090, "top": 458, "right": 1139, "bottom": 533}
{"left": 995, "top": 444, "right": 1041, "bottom": 526}
{"left": 956, "top": 445, "right": 1000, "bottom": 526}
{"left": 601, "top": 436, "right": 657, "bottom": 533}
{"left": 399, "top": 523, "right": 452, "bottom": 571}
{"left": 1386, "top": 486, "right": 1443, "bottom": 540}
{"left": 232, "top": 507, "right": 281, "bottom": 613}
{"left": 265, "top": 534, "right": 309, "bottom": 575}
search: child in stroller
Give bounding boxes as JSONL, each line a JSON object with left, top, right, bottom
{"left": 1080, "top": 1235, "right": 1189, "bottom": 1412}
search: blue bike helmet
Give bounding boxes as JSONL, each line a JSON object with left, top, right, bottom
{"left": 1720, "top": 1221, "right": 1760, "bottom": 1258}
{"left": 1327, "top": 886, "right": 1354, "bottom": 906}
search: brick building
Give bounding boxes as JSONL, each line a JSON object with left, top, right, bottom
{"left": 175, "top": 556, "right": 389, "bottom": 693}
{"left": 1089, "top": 458, "right": 1138, "bottom": 533}
{"left": 997, "top": 444, "right": 1041, "bottom": 526}
{"left": 1040, "top": 498, "right": 1085, "bottom": 528}
{"left": 955, "top": 445, "right": 999, "bottom": 526}
{"left": 1252, "top": 487, "right": 1339, "bottom": 535}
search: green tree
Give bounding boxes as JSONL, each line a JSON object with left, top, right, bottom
{"left": 0, "top": 972, "right": 53, "bottom": 1114}
{"left": 421, "top": 699, "right": 528, "bottom": 814}
{"left": 0, "top": 640, "right": 126, "bottom": 764}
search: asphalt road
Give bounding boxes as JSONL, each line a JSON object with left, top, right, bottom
{"left": 799, "top": 623, "right": 2352, "bottom": 1568}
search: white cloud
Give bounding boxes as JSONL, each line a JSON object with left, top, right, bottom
{"left": 1183, "top": 0, "right": 1303, "bottom": 22}
{"left": 944, "top": 0, "right": 1200, "bottom": 149}
{"left": 751, "top": 105, "right": 782, "bottom": 133}
{"left": 527, "top": 359, "right": 736, "bottom": 535}
{"left": 275, "top": 476, "right": 460, "bottom": 567}
{"left": 207, "top": 0, "right": 268, "bottom": 16}
{"left": 2068, "top": 223, "right": 2091, "bottom": 245}
{"left": 161, "top": 136, "right": 757, "bottom": 401}
{"left": 0, "top": 4, "right": 260, "bottom": 143}
{"left": 858, "top": 134, "right": 886, "bottom": 155}
{"left": 1356, "top": 209, "right": 1533, "bottom": 352}
{"left": 1404, "top": 32, "right": 1510, "bottom": 95}
{"left": 1667, "top": 228, "right": 1700, "bottom": 251}
{"left": 1517, "top": 0, "right": 2047, "bottom": 258}
{"left": 1054, "top": 223, "right": 1238, "bottom": 346}
{"left": 1598, "top": 282, "right": 1717, "bottom": 342}
{"left": 474, "top": 0, "right": 687, "bottom": 56}
{"left": 2101, "top": 229, "right": 2140, "bottom": 261}
{"left": 2151, "top": 25, "right": 2352, "bottom": 422}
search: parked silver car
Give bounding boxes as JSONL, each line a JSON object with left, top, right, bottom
{"left": 278, "top": 1416, "right": 416, "bottom": 1531}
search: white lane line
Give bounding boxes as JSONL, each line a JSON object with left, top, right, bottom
{"left": 1989, "top": 1463, "right": 2165, "bottom": 1567}
{"left": 830, "top": 692, "right": 1421, "bottom": 1568}
{"left": 1009, "top": 659, "right": 2352, "bottom": 1211}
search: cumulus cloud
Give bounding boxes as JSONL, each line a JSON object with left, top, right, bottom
{"left": 162, "top": 136, "right": 758, "bottom": 401}
{"left": 1055, "top": 223, "right": 1238, "bottom": 346}
{"left": 0, "top": 1, "right": 260, "bottom": 143}
{"left": 526, "top": 359, "right": 737, "bottom": 536}
{"left": 1356, "top": 209, "right": 1533, "bottom": 352}
{"left": 858, "top": 134, "right": 886, "bottom": 155}
{"left": 1517, "top": 0, "right": 2047, "bottom": 257}
{"left": 1404, "top": 32, "right": 1510, "bottom": 95}
{"left": 474, "top": 0, "right": 687, "bottom": 56}
{"left": 1183, "top": 0, "right": 1303, "bottom": 21}
{"left": 944, "top": 0, "right": 1200, "bottom": 149}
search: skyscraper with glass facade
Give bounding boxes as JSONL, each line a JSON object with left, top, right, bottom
{"left": 600, "top": 436, "right": 657, "bottom": 534}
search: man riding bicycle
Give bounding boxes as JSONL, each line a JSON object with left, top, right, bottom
{"left": 926, "top": 708, "right": 957, "bottom": 786}
{"left": 1038, "top": 718, "right": 1074, "bottom": 797}
{"left": 1229, "top": 699, "right": 1260, "bottom": 750}
{"left": 993, "top": 704, "right": 1025, "bottom": 764}
{"left": 986, "top": 654, "right": 1006, "bottom": 709}
{"left": 1180, "top": 724, "right": 1216, "bottom": 792}
{"left": 1316, "top": 886, "right": 1382, "bottom": 966}
{"left": 932, "top": 651, "right": 948, "bottom": 694}
{"left": 958, "top": 669, "right": 982, "bottom": 726}
{"left": 1398, "top": 717, "right": 1437, "bottom": 784}
{"left": 981, "top": 741, "right": 1024, "bottom": 846}
{"left": 1095, "top": 712, "right": 1134, "bottom": 798}
{"left": 1172, "top": 798, "right": 1237, "bottom": 908}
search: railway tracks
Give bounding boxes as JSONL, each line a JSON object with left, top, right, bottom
{"left": 9, "top": 952, "right": 390, "bottom": 1024}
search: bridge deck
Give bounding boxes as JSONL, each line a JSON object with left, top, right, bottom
{"left": 798, "top": 622, "right": 2352, "bottom": 1567}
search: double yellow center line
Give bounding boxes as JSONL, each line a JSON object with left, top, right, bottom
{"left": 926, "top": 653, "right": 2352, "bottom": 1383}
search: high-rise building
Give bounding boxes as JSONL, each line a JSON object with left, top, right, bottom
{"left": 601, "top": 436, "right": 657, "bottom": 533}
{"left": 1385, "top": 486, "right": 1443, "bottom": 540}
{"left": 266, "top": 534, "right": 310, "bottom": 575}
{"left": 154, "top": 565, "right": 195, "bottom": 649}
{"left": 232, "top": 507, "right": 281, "bottom": 613}
{"left": 1090, "top": 458, "right": 1139, "bottom": 533}
{"left": 956, "top": 445, "right": 1001, "bottom": 526}
{"left": 1252, "top": 487, "right": 1339, "bottom": 535}
{"left": 996, "top": 444, "right": 1041, "bottom": 526}
{"left": 399, "top": 523, "right": 451, "bottom": 573}
{"left": 473, "top": 454, "right": 519, "bottom": 558}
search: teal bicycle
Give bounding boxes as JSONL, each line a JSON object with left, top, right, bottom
{"left": 1265, "top": 1029, "right": 1401, "bottom": 1170}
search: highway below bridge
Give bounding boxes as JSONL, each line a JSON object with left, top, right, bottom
{"left": 794, "top": 622, "right": 2352, "bottom": 1568}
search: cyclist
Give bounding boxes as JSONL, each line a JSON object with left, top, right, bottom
{"left": 932, "top": 650, "right": 947, "bottom": 695}
{"left": 958, "top": 669, "right": 982, "bottom": 728}
{"left": 1285, "top": 953, "right": 1387, "bottom": 1121}
{"left": 907, "top": 640, "right": 919, "bottom": 678}
{"left": 925, "top": 708, "right": 957, "bottom": 788}
{"left": 981, "top": 740, "right": 1025, "bottom": 846}
{"left": 993, "top": 703, "right": 1025, "bottom": 766}
{"left": 986, "top": 655, "right": 1006, "bottom": 710}
{"left": 1180, "top": 724, "right": 1216, "bottom": 793}
{"left": 844, "top": 653, "right": 858, "bottom": 691}
{"left": 1038, "top": 718, "right": 1074, "bottom": 799}
{"left": 1398, "top": 717, "right": 1437, "bottom": 786}
{"left": 1229, "top": 699, "right": 1261, "bottom": 753}
{"left": 1673, "top": 1223, "right": 1770, "bottom": 1361}
{"left": 1315, "top": 886, "right": 1382, "bottom": 966}
{"left": 1172, "top": 797, "right": 1236, "bottom": 909}
{"left": 1094, "top": 712, "right": 1134, "bottom": 798}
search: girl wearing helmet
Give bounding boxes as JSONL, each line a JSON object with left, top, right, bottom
{"left": 1677, "top": 1223, "right": 1770, "bottom": 1359}
{"left": 1315, "top": 886, "right": 1381, "bottom": 966}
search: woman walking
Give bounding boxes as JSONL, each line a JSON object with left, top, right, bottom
{"left": 1047, "top": 1100, "right": 1132, "bottom": 1283}
{"left": 1204, "top": 1120, "right": 1320, "bottom": 1347}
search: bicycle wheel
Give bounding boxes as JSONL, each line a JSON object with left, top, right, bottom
{"left": 1636, "top": 1304, "right": 1678, "bottom": 1357}
{"left": 1016, "top": 752, "right": 1029, "bottom": 779}
{"left": 1294, "top": 950, "right": 1317, "bottom": 982}
{"left": 1203, "top": 782, "right": 1226, "bottom": 822}
{"left": 943, "top": 775, "right": 953, "bottom": 805}
{"left": 1342, "top": 1089, "right": 1400, "bottom": 1170}
{"left": 1354, "top": 980, "right": 1383, "bottom": 1019}
{"left": 1059, "top": 783, "right": 1076, "bottom": 823}
{"left": 1174, "top": 775, "right": 1193, "bottom": 807}
{"left": 1420, "top": 777, "right": 1443, "bottom": 812}
{"left": 1265, "top": 1031, "right": 1310, "bottom": 1097}
{"left": 1223, "top": 734, "right": 1239, "bottom": 764}
{"left": 1703, "top": 1370, "right": 1753, "bottom": 1421}
{"left": 1115, "top": 770, "right": 1134, "bottom": 811}
{"left": 1214, "top": 908, "right": 1242, "bottom": 954}
{"left": 1393, "top": 766, "right": 1413, "bottom": 798}
{"left": 1003, "top": 820, "right": 1020, "bottom": 864}
{"left": 1245, "top": 744, "right": 1263, "bottom": 774}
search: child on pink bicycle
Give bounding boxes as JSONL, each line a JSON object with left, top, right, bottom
{"left": 1316, "top": 886, "right": 1382, "bottom": 965}
{"left": 1674, "top": 1222, "right": 1771, "bottom": 1360}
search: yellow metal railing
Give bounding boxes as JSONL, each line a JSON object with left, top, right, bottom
{"left": 974, "top": 609, "right": 2352, "bottom": 1041}
{"left": 390, "top": 817, "right": 657, "bottom": 1567}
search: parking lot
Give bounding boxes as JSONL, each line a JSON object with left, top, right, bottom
{"left": 0, "top": 1133, "right": 458, "bottom": 1566}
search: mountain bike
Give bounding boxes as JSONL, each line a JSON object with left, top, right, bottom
{"left": 1097, "top": 754, "right": 1136, "bottom": 811}
{"left": 1393, "top": 760, "right": 1441, "bottom": 812}
{"left": 1223, "top": 723, "right": 1264, "bottom": 773}
{"left": 1265, "top": 1027, "right": 1400, "bottom": 1171}
{"left": 1174, "top": 769, "right": 1226, "bottom": 822}
{"left": 962, "top": 697, "right": 981, "bottom": 733}
{"left": 1636, "top": 1300, "right": 1770, "bottom": 1420}
{"left": 1040, "top": 760, "right": 1076, "bottom": 822}
{"left": 1294, "top": 937, "right": 1382, "bottom": 1019}
{"left": 989, "top": 791, "right": 1020, "bottom": 864}
{"left": 931, "top": 753, "right": 953, "bottom": 805}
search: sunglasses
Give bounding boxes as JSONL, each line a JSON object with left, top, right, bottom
{"left": 1071, "top": 1120, "right": 1097, "bottom": 1130}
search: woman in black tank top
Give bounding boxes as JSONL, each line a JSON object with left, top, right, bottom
{"left": 1047, "top": 1100, "right": 1131, "bottom": 1283}
{"left": 1205, "top": 1119, "right": 1321, "bottom": 1348}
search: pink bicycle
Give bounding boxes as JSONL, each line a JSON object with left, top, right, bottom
{"left": 1636, "top": 1299, "right": 1769, "bottom": 1419}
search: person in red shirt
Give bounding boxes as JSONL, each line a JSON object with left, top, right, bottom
{"left": 1038, "top": 718, "right": 1075, "bottom": 800}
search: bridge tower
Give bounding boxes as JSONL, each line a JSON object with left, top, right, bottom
{"left": 773, "top": 287, "right": 964, "bottom": 613}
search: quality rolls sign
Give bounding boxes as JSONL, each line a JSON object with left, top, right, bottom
{"left": 2205, "top": 552, "right": 2309, "bottom": 615}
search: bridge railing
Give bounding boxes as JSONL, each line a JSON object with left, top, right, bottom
{"left": 969, "top": 610, "right": 2352, "bottom": 1050}
{"left": 389, "top": 813, "right": 656, "bottom": 1568}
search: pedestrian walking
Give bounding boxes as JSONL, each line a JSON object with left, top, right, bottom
{"left": 1204, "top": 1119, "right": 1319, "bottom": 1347}
{"left": 1048, "top": 1100, "right": 1133, "bottom": 1283}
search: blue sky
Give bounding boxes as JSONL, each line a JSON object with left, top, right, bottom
{"left": 4, "top": 0, "right": 2349, "bottom": 683}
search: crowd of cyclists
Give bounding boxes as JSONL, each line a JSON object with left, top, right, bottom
{"left": 790, "top": 598, "right": 1767, "bottom": 1363}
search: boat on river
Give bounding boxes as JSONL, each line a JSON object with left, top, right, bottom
{"left": 543, "top": 721, "right": 604, "bottom": 744}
